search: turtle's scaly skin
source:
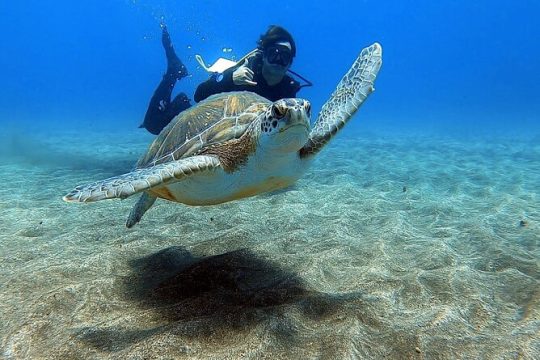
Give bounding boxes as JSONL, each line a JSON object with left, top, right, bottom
{"left": 300, "top": 42, "right": 382, "bottom": 158}
{"left": 63, "top": 155, "right": 221, "bottom": 203}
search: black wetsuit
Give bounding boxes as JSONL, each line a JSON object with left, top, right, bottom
{"left": 140, "top": 73, "right": 191, "bottom": 135}
{"left": 194, "top": 51, "right": 301, "bottom": 103}
{"left": 139, "top": 27, "right": 191, "bottom": 135}
{"left": 141, "top": 42, "right": 300, "bottom": 135}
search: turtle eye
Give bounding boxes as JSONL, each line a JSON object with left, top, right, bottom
{"left": 304, "top": 102, "right": 311, "bottom": 117}
{"left": 272, "top": 104, "right": 286, "bottom": 119}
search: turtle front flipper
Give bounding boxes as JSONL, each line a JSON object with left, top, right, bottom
{"left": 300, "top": 43, "right": 382, "bottom": 158}
{"left": 62, "top": 155, "right": 221, "bottom": 203}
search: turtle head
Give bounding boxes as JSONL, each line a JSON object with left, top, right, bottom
{"left": 259, "top": 98, "right": 311, "bottom": 153}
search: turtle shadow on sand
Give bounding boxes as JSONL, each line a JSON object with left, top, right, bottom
{"left": 76, "top": 247, "right": 365, "bottom": 353}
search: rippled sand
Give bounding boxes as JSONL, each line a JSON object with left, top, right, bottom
{"left": 0, "top": 126, "right": 538, "bottom": 359}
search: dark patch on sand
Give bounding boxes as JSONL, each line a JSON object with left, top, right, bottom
{"left": 75, "top": 247, "right": 371, "bottom": 355}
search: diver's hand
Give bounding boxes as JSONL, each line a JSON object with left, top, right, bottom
{"left": 232, "top": 59, "right": 257, "bottom": 86}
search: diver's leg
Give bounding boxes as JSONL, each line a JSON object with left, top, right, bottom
{"left": 146, "top": 93, "right": 192, "bottom": 135}
{"left": 140, "top": 73, "right": 177, "bottom": 135}
{"left": 157, "top": 93, "right": 192, "bottom": 131}
{"left": 140, "top": 26, "right": 189, "bottom": 135}
{"left": 162, "top": 25, "right": 188, "bottom": 79}
{"left": 167, "top": 93, "right": 192, "bottom": 118}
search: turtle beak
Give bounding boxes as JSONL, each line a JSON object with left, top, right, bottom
{"left": 280, "top": 122, "right": 309, "bottom": 133}
{"left": 280, "top": 100, "right": 311, "bottom": 132}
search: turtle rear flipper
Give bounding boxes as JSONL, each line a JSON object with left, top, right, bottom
{"left": 62, "top": 155, "right": 221, "bottom": 203}
{"left": 126, "top": 192, "right": 157, "bottom": 228}
{"left": 300, "top": 43, "right": 382, "bottom": 158}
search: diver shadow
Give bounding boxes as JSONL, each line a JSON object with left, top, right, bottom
{"left": 77, "top": 246, "right": 361, "bottom": 353}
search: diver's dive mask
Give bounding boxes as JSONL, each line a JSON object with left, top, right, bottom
{"left": 264, "top": 43, "right": 292, "bottom": 67}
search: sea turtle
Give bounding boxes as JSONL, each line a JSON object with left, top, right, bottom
{"left": 63, "top": 43, "right": 382, "bottom": 228}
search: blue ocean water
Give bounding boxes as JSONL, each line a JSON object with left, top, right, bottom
{"left": 0, "top": 1, "right": 539, "bottom": 359}
{"left": 1, "top": 0, "right": 538, "bottom": 136}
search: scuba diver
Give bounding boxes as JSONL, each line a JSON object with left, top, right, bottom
{"left": 139, "top": 25, "right": 311, "bottom": 135}
{"left": 194, "top": 25, "right": 311, "bottom": 102}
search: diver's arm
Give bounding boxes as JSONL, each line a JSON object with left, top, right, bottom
{"left": 194, "top": 54, "right": 260, "bottom": 102}
{"left": 194, "top": 70, "right": 236, "bottom": 102}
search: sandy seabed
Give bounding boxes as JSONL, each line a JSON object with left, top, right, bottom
{"left": 0, "top": 126, "right": 538, "bottom": 359}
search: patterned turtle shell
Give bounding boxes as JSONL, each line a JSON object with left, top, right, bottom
{"left": 136, "top": 92, "right": 271, "bottom": 168}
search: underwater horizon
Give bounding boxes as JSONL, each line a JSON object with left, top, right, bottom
{"left": 1, "top": 1, "right": 539, "bottom": 359}
{"left": 1, "top": 0, "right": 539, "bottom": 137}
